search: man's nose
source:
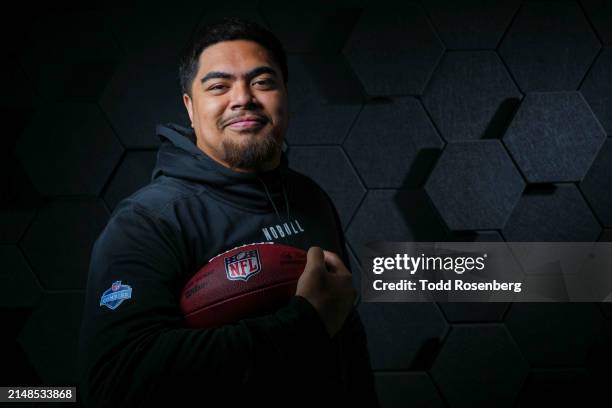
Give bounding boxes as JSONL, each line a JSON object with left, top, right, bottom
{"left": 230, "top": 81, "right": 258, "bottom": 109}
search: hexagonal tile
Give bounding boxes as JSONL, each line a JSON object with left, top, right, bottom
{"left": 430, "top": 325, "right": 528, "bottom": 407}
{"left": 580, "top": 47, "right": 612, "bottom": 135}
{"left": 375, "top": 372, "right": 445, "bottom": 408}
{"left": 20, "top": 11, "right": 122, "bottom": 102}
{"left": 0, "top": 156, "right": 38, "bottom": 244}
{"left": 346, "top": 190, "right": 448, "bottom": 257}
{"left": 580, "top": 0, "right": 612, "bottom": 45}
{"left": 585, "top": 321, "right": 612, "bottom": 403}
{"left": 503, "top": 92, "right": 606, "bottom": 183}
{"left": 515, "top": 369, "right": 590, "bottom": 407}
{"left": 499, "top": 1, "right": 601, "bottom": 92}
{"left": 15, "top": 102, "right": 124, "bottom": 196}
{"left": 580, "top": 139, "right": 612, "bottom": 227}
{"left": 357, "top": 302, "right": 448, "bottom": 370}
{"left": 422, "top": 51, "right": 522, "bottom": 141}
{"left": 261, "top": 2, "right": 361, "bottom": 54}
{"left": 20, "top": 198, "right": 109, "bottom": 290}
{"left": 343, "top": 4, "right": 444, "bottom": 96}
{"left": 103, "top": 150, "right": 157, "bottom": 211}
{"left": 502, "top": 184, "right": 601, "bottom": 242}
{"left": 422, "top": 0, "right": 521, "bottom": 49}
{"left": 0, "top": 308, "right": 41, "bottom": 386}
{"left": 344, "top": 100, "right": 444, "bottom": 188}
{"left": 424, "top": 141, "right": 525, "bottom": 231}
{"left": 100, "top": 50, "right": 191, "bottom": 148}
{"left": 286, "top": 55, "right": 364, "bottom": 145}
{"left": 506, "top": 303, "right": 606, "bottom": 366}
{"left": 287, "top": 146, "right": 365, "bottom": 229}
{"left": 17, "top": 292, "right": 85, "bottom": 385}
{"left": 0, "top": 246, "right": 43, "bottom": 308}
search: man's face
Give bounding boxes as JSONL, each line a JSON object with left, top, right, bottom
{"left": 183, "top": 40, "right": 288, "bottom": 172}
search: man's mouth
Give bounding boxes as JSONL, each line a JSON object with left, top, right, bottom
{"left": 225, "top": 116, "right": 268, "bottom": 130}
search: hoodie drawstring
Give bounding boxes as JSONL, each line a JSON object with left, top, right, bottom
{"left": 257, "top": 176, "right": 291, "bottom": 224}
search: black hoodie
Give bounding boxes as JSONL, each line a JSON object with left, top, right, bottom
{"left": 77, "top": 123, "right": 379, "bottom": 407}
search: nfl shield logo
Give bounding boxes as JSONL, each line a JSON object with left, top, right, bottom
{"left": 225, "top": 249, "right": 261, "bottom": 281}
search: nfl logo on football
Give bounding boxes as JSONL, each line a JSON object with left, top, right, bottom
{"left": 224, "top": 249, "right": 261, "bottom": 281}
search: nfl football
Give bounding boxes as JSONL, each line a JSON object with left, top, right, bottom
{"left": 180, "top": 242, "right": 307, "bottom": 328}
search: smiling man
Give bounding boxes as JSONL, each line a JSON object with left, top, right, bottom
{"left": 77, "top": 17, "right": 379, "bottom": 407}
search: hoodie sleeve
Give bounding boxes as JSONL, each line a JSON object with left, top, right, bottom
{"left": 77, "top": 203, "right": 336, "bottom": 407}
{"left": 322, "top": 191, "right": 380, "bottom": 408}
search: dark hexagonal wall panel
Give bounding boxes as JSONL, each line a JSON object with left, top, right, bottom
{"left": 425, "top": 141, "right": 525, "bottom": 231}
{"left": 286, "top": 55, "right": 363, "bottom": 145}
{"left": 260, "top": 3, "right": 361, "bottom": 54}
{"left": 15, "top": 102, "right": 124, "bottom": 197}
{"left": 499, "top": 1, "right": 601, "bottom": 92}
{"left": 100, "top": 51, "right": 190, "bottom": 148}
{"left": 515, "top": 369, "right": 591, "bottom": 407}
{"left": 502, "top": 184, "right": 601, "bottom": 242}
{"left": 422, "top": 0, "right": 521, "bottom": 49}
{"left": 20, "top": 198, "right": 109, "bottom": 290}
{"left": 422, "top": 51, "right": 522, "bottom": 141}
{"left": 0, "top": 246, "right": 43, "bottom": 308}
{"left": 346, "top": 190, "right": 448, "bottom": 257}
{"left": 103, "top": 150, "right": 158, "bottom": 211}
{"left": 0, "top": 157, "right": 38, "bottom": 244}
{"left": 358, "top": 302, "right": 448, "bottom": 370}
{"left": 375, "top": 372, "right": 445, "bottom": 408}
{"left": 287, "top": 146, "right": 365, "bottom": 229}
{"left": 430, "top": 325, "right": 528, "bottom": 407}
{"left": 505, "top": 303, "right": 606, "bottom": 366}
{"left": 19, "top": 11, "right": 122, "bottom": 102}
{"left": 17, "top": 292, "right": 85, "bottom": 385}
{"left": 1, "top": 308, "right": 41, "bottom": 386}
{"left": 580, "top": 47, "right": 612, "bottom": 135}
{"left": 580, "top": 139, "right": 612, "bottom": 227}
{"left": 503, "top": 92, "right": 606, "bottom": 183}
{"left": 343, "top": 4, "right": 444, "bottom": 96}
{"left": 344, "top": 100, "right": 444, "bottom": 188}
{"left": 580, "top": 0, "right": 612, "bottom": 45}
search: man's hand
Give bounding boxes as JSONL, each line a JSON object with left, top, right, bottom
{"left": 296, "top": 246, "right": 357, "bottom": 338}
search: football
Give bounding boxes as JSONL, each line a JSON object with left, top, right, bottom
{"left": 180, "top": 242, "right": 307, "bottom": 328}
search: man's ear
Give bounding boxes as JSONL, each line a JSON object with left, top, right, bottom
{"left": 183, "top": 93, "right": 193, "bottom": 126}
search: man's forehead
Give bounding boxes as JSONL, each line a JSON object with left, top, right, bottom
{"left": 198, "top": 40, "right": 276, "bottom": 73}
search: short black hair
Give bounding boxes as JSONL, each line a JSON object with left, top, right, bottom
{"left": 178, "top": 17, "right": 288, "bottom": 97}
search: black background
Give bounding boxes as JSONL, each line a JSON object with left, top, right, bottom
{"left": 2, "top": 0, "right": 612, "bottom": 406}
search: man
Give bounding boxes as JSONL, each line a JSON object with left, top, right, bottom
{"left": 77, "top": 17, "right": 379, "bottom": 407}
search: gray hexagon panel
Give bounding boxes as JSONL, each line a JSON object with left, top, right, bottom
{"left": 580, "top": 139, "right": 612, "bottom": 227}
{"left": 19, "top": 11, "right": 122, "bottom": 102}
{"left": 17, "top": 292, "right": 85, "bottom": 385}
{"left": 15, "top": 102, "right": 124, "bottom": 197}
{"left": 103, "top": 150, "right": 158, "bottom": 211}
{"left": 287, "top": 146, "right": 365, "bottom": 229}
{"left": 375, "top": 372, "right": 445, "bottom": 408}
{"left": 100, "top": 51, "right": 191, "bottom": 148}
{"left": 580, "top": 0, "right": 612, "bottom": 45}
{"left": 422, "top": 51, "right": 522, "bottom": 141}
{"left": 499, "top": 1, "right": 601, "bottom": 92}
{"left": 505, "top": 303, "right": 606, "bottom": 366}
{"left": 343, "top": 4, "right": 444, "bottom": 96}
{"left": 346, "top": 190, "right": 448, "bottom": 257}
{"left": 357, "top": 302, "right": 448, "bottom": 370}
{"left": 286, "top": 55, "right": 363, "bottom": 145}
{"left": 503, "top": 184, "right": 601, "bottom": 242}
{"left": 260, "top": 2, "right": 361, "bottom": 54}
{"left": 425, "top": 141, "right": 525, "bottom": 231}
{"left": 421, "top": 0, "right": 521, "bottom": 49}
{"left": 20, "top": 198, "right": 109, "bottom": 290}
{"left": 503, "top": 92, "right": 606, "bottom": 183}
{"left": 0, "top": 246, "right": 43, "bottom": 308}
{"left": 343, "top": 100, "right": 444, "bottom": 188}
{"left": 580, "top": 47, "right": 612, "bottom": 135}
{"left": 430, "top": 325, "right": 528, "bottom": 408}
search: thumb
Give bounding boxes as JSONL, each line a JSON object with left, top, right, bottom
{"left": 306, "top": 246, "right": 325, "bottom": 272}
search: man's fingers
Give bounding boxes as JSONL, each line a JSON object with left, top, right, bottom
{"left": 323, "top": 250, "right": 350, "bottom": 275}
{"left": 306, "top": 246, "right": 325, "bottom": 270}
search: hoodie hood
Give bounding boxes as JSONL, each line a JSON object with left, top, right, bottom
{"left": 152, "top": 122, "right": 291, "bottom": 219}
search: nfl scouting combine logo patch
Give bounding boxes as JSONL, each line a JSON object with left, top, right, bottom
{"left": 100, "top": 280, "right": 132, "bottom": 310}
{"left": 225, "top": 249, "right": 261, "bottom": 281}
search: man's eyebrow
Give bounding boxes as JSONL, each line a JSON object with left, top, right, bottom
{"left": 200, "top": 66, "right": 278, "bottom": 85}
